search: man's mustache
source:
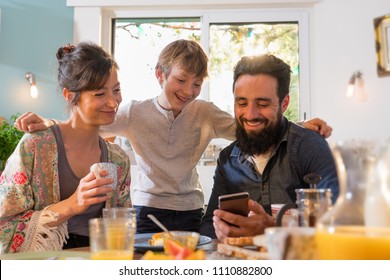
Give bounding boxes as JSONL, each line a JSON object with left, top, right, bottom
{"left": 239, "top": 117, "right": 268, "bottom": 124}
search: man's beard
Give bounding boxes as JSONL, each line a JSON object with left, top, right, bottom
{"left": 235, "top": 113, "right": 282, "bottom": 156}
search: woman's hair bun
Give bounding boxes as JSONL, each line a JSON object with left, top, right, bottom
{"left": 56, "top": 44, "right": 76, "bottom": 59}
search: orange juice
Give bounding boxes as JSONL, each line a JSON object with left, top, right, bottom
{"left": 91, "top": 250, "right": 133, "bottom": 260}
{"left": 316, "top": 226, "right": 390, "bottom": 259}
{"left": 107, "top": 226, "right": 127, "bottom": 250}
{"left": 89, "top": 218, "right": 135, "bottom": 260}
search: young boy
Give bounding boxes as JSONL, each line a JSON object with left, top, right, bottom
{"left": 101, "top": 40, "right": 235, "bottom": 233}
{"left": 15, "top": 39, "right": 331, "bottom": 233}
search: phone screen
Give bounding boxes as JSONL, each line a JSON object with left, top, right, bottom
{"left": 218, "top": 192, "right": 249, "bottom": 216}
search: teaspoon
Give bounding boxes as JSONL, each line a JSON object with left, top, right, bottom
{"left": 147, "top": 214, "right": 172, "bottom": 236}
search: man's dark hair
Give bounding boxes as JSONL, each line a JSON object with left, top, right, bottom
{"left": 232, "top": 54, "right": 291, "bottom": 103}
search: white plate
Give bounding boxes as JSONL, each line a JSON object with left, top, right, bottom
{"left": 134, "top": 233, "right": 212, "bottom": 253}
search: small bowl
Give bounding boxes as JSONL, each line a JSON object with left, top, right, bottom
{"left": 161, "top": 231, "right": 200, "bottom": 251}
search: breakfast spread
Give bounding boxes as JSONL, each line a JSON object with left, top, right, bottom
{"left": 143, "top": 232, "right": 269, "bottom": 260}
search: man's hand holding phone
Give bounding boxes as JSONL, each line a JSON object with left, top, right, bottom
{"left": 218, "top": 192, "right": 249, "bottom": 216}
{"left": 213, "top": 196, "right": 275, "bottom": 243}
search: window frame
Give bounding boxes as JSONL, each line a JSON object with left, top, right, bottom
{"left": 68, "top": 2, "right": 313, "bottom": 119}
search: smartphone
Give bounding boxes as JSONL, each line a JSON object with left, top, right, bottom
{"left": 218, "top": 192, "right": 249, "bottom": 216}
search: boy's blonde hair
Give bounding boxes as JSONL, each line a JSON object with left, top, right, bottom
{"left": 156, "top": 39, "right": 208, "bottom": 79}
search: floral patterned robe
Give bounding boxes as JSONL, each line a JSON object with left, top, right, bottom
{"left": 0, "top": 129, "right": 131, "bottom": 254}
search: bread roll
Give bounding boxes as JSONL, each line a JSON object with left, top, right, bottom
{"left": 217, "top": 243, "right": 268, "bottom": 260}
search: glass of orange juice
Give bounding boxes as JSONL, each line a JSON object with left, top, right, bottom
{"left": 316, "top": 226, "right": 390, "bottom": 260}
{"left": 89, "top": 218, "right": 135, "bottom": 260}
{"left": 102, "top": 207, "right": 137, "bottom": 230}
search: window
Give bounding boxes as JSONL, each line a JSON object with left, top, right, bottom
{"left": 208, "top": 22, "right": 299, "bottom": 119}
{"left": 68, "top": 3, "right": 312, "bottom": 165}
{"left": 113, "top": 18, "right": 201, "bottom": 102}
{"left": 113, "top": 16, "right": 301, "bottom": 121}
{"left": 68, "top": 1, "right": 313, "bottom": 122}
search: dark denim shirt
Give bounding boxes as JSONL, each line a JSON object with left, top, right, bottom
{"left": 200, "top": 117, "right": 339, "bottom": 239}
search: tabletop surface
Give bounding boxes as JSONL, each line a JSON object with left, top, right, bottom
{"left": 0, "top": 238, "right": 268, "bottom": 260}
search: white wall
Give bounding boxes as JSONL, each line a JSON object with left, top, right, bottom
{"left": 311, "top": 0, "right": 390, "bottom": 141}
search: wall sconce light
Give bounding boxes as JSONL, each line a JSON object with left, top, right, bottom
{"left": 25, "top": 72, "right": 39, "bottom": 99}
{"left": 345, "top": 71, "right": 368, "bottom": 102}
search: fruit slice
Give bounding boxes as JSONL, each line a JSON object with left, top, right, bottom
{"left": 164, "top": 239, "right": 195, "bottom": 259}
{"left": 164, "top": 239, "right": 184, "bottom": 255}
{"left": 174, "top": 247, "right": 193, "bottom": 260}
{"left": 185, "top": 249, "right": 206, "bottom": 260}
{"left": 142, "top": 250, "right": 174, "bottom": 260}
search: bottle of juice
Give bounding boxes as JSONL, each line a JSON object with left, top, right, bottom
{"left": 315, "top": 140, "right": 390, "bottom": 260}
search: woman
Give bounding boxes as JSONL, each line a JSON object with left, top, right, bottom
{"left": 0, "top": 42, "right": 131, "bottom": 253}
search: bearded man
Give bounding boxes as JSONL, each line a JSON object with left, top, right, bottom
{"left": 200, "top": 54, "right": 339, "bottom": 241}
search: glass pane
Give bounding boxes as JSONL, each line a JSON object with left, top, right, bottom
{"left": 113, "top": 19, "right": 299, "bottom": 121}
{"left": 113, "top": 19, "right": 201, "bottom": 102}
{"left": 209, "top": 22, "right": 299, "bottom": 121}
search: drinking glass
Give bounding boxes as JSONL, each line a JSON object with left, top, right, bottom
{"left": 253, "top": 227, "right": 317, "bottom": 260}
{"left": 90, "top": 162, "right": 117, "bottom": 189}
{"left": 89, "top": 218, "right": 135, "bottom": 260}
{"left": 102, "top": 207, "right": 136, "bottom": 230}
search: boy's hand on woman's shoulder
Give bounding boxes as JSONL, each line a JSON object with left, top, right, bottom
{"left": 14, "top": 112, "right": 52, "bottom": 132}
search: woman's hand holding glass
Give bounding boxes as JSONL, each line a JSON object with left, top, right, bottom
{"left": 70, "top": 170, "right": 114, "bottom": 214}
{"left": 45, "top": 170, "right": 113, "bottom": 226}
